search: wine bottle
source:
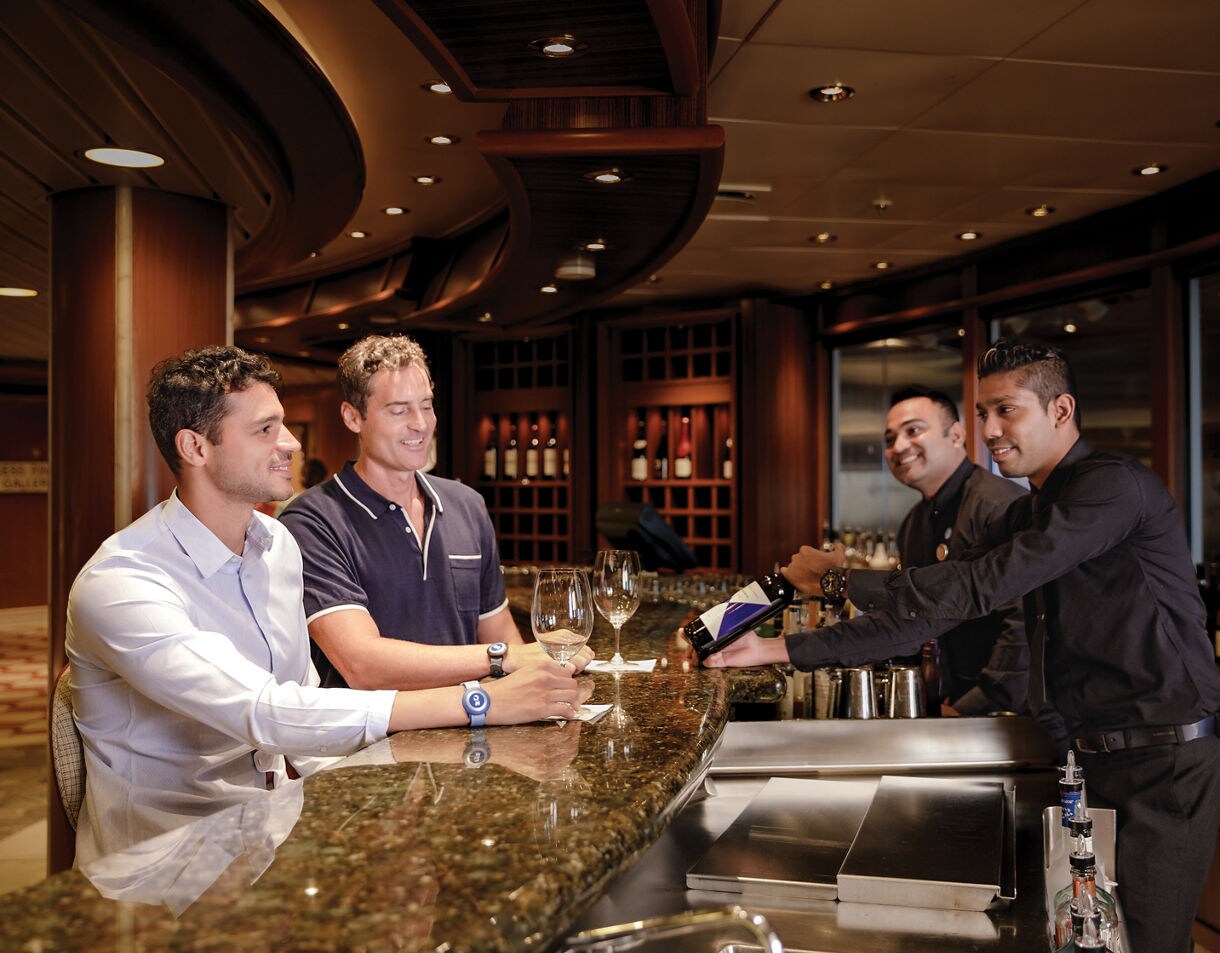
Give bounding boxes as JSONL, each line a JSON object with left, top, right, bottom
{"left": 630, "top": 414, "right": 648, "bottom": 481}
{"left": 525, "top": 415, "right": 540, "bottom": 478}
{"left": 654, "top": 417, "right": 669, "bottom": 480}
{"left": 543, "top": 414, "right": 559, "bottom": 478}
{"left": 721, "top": 436, "right": 733, "bottom": 480}
{"left": 674, "top": 413, "right": 693, "bottom": 479}
{"left": 503, "top": 423, "right": 519, "bottom": 480}
{"left": 482, "top": 425, "right": 498, "bottom": 480}
{"left": 684, "top": 571, "right": 796, "bottom": 660}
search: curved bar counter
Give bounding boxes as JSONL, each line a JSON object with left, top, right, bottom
{"left": 0, "top": 598, "right": 782, "bottom": 952}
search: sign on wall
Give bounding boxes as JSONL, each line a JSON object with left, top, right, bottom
{"left": 0, "top": 461, "right": 49, "bottom": 494}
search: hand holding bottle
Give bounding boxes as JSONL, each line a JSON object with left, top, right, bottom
{"left": 700, "top": 631, "right": 791, "bottom": 668}
{"left": 782, "top": 543, "right": 846, "bottom": 595}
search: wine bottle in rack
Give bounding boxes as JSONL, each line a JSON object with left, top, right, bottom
{"left": 654, "top": 416, "right": 669, "bottom": 480}
{"left": 674, "top": 413, "right": 693, "bottom": 479}
{"left": 482, "top": 423, "right": 498, "bottom": 480}
{"left": 721, "top": 436, "right": 733, "bottom": 480}
{"left": 630, "top": 413, "right": 648, "bottom": 481}
{"left": 525, "top": 414, "right": 540, "bottom": 478}
{"left": 543, "top": 414, "right": 559, "bottom": 479}
{"left": 503, "top": 423, "right": 519, "bottom": 480}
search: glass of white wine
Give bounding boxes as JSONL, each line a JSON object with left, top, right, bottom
{"left": 531, "top": 569, "right": 594, "bottom": 668}
{"left": 592, "top": 549, "right": 641, "bottom": 671}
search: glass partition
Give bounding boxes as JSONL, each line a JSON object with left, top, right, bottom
{"left": 1192, "top": 271, "right": 1220, "bottom": 564}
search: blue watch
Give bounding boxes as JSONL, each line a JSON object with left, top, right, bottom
{"left": 461, "top": 679, "right": 490, "bottom": 728}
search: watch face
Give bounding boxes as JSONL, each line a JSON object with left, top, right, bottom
{"left": 488, "top": 641, "right": 507, "bottom": 657}
{"left": 463, "top": 688, "right": 490, "bottom": 715}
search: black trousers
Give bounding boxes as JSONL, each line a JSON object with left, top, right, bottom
{"left": 1079, "top": 732, "right": 1220, "bottom": 953}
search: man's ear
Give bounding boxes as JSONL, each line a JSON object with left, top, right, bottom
{"left": 1050, "top": 393, "right": 1076, "bottom": 428}
{"left": 947, "top": 419, "right": 966, "bottom": 447}
{"left": 174, "top": 429, "right": 209, "bottom": 470}
{"left": 339, "top": 401, "right": 363, "bottom": 435}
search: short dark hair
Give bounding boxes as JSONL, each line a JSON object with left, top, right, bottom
{"left": 978, "top": 338, "right": 1081, "bottom": 426}
{"left": 338, "top": 334, "right": 431, "bottom": 417}
{"left": 147, "top": 346, "right": 280, "bottom": 474}
{"left": 890, "top": 385, "right": 960, "bottom": 428}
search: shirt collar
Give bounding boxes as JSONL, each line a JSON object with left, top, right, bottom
{"left": 927, "top": 456, "right": 974, "bottom": 511}
{"left": 333, "top": 461, "right": 445, "bottom": 520}
{"left": 1035, "top": 437, "right": 1091, "bottom": 502}
{"left": 162, "top": 491, "right": 272, "bottom": 578}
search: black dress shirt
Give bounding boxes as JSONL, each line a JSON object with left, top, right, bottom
{"left": 790, "top": 439, "right": 1220, "bottom": 736}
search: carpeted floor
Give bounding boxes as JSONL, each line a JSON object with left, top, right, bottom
{"left": 0, "top": 606, "right": 48, "bottom": 749}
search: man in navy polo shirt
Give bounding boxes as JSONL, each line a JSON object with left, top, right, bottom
{"left": 281, "top": 335, "right": 591, "bottom": 690}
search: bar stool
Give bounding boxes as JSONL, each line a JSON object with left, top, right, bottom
{"left": 48, "top": 663, "right": 84, "bottom": 872}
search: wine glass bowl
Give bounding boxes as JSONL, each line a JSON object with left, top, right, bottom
{"left": 592, "top": 549, "right": 642, "bottom": 672}
{"left": 531, "top": 569, "right": 594, "bottom": 666}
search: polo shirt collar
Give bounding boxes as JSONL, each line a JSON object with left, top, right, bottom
{"left": 163, "top": 490, "right": 272, "bottom": 579}
{"left": 333, "top": 461, "right": 446, "bottom": 520}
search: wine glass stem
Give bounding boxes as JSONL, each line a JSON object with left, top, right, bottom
{"left": 611, "top": 624, "right": 624, "bottom": 666}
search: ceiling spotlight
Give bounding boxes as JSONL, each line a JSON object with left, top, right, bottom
{"left": 577, "top": 238, "right": 610, "bottom": 253}
{"left": 477, "top": 312, "right": 493, "bottom": 323}
{"left": 539, "top": 284, "right": 559, "bottom": 294}
{"left": 337, "top": 322, "right": 350, "bottom": 331}
{"left": 555, "top": 254, "right": 596, "bottom": 281}
{"left": 428, "top": 134, "right": 459, "bottom": 146}
{"left": 0, "top": 287, "right": 38, "bottom": 297}
{"left": 810, "top": 232, "right": 838, "bottom": 244}
{"left": 584, "top": 167, "right": 629, "bottom": 185}
{"left": 349, "top": 230, "right": 369, "bottom": 239}
{"left": 83, "top": 147, "right": 165, "bottom": 168}
{"left": 529, "top": 35, "right": 587, "bottom": 58}
{"left": 252, "top": 336, "right": 271, "bottom": 344}
{"left": 1134, "top": 162, "right": 1166, "bottom": 176}
{"left": 872, "top": 260, "right": 892, "bottom": 270}
{"left": 1025, "top": 204, "right": 1055, "bottom": 218}
{"left": 382, "top": 207, "right": 407, "bottom": 216}
{"left": 809, "top": 83, "right": 855, "bottom": 103}
{"left": 818, "top": 281, "right": 833, "bottom": 291}
{"left": 423, "top": 81, "right": 452, "bottom": 95}
{"left": 1063, "top": 323, "right": 1079, "bottom": 334}
{"left": 647, "top": 274, "right": 662, "bottom": 283}
{"left": 956, "top": 328, "right": 967, "bottom": 338}
{"left": 873, "top": 198, "right": 892, "bottom": 214}
{"left": 308, "top": 251, "right": 321, "bottom": 258}
{"left": 413, "top": 175, "right": 441, "bottom": 186}
{"left": 369, "top": 315, "right": 398, "bottom": 325}
{"left": 957, "top": 230, "right": 981, "bottom": 241}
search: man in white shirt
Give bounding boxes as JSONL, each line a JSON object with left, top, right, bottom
{"left": 67, "top": 346, "right": 584, "bottom": 862}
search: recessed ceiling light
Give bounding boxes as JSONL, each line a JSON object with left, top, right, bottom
{"left": 584, "top": 167, "right": 629, "bottom": 185}
{"left": 369, "top": 315, "right": 398, "bottom": 325}
{"left": 349, "top": 230, "right": 369, "bottom": 239}
{"left": 428, "top": 134, "right": 459, "bottom": 146}
{"left": 528, "top": 35, "right": 587, "bottom": 58}
{"left": 1134, "top": 163, "right": 1166, "bottom": 176}
{"left": 477, "top": 312, "right": 493, "bottom": 323}
{"left": 308, "top": 250, "right": 321, "bottom": 258}
{"left": 809, "top": 83, "right": 855, "bottom": 103}
{"left": 0, "top": 287, "right": 38, "bottom": 297}
{"left": 252, "top": 336, "right": 270, "bottom": 344}
{"left": 296, "top": 350, "right": 311, "bottom": 358}
{"left": 1025, "top": 204, "right": 1055, "bottom": 218}
{"left": 818, "top": 281, "right": 833, "bottom": 291}
{"left": 956, "top": 328, "right": 967, "bottom": 338}
{"left": 577, "top": 238, "right": 610, "bottom": 252}
{"left": 382, "top": 207, "right": 407, "bottom": 216}
{"left": 422, "top": 81, "right": 452, "bottom": 95}
{"left": 413, "top": 175, "right": 441, "bottom": 186}
{"left": 83, "top": 147, "right": 165, "bottom": 168}
{"left": 337, "top": 322, "right": 350, "bottom": 331}
{"left": 540, "top": 284, "right": 559, "bottom": 294}
{"left": 1063, "top": 323, "right": 1078, "bottom": 334}
{"left": 957, "top": 230, "right": 981, "bottom": 241}
{"left": 810, "top": 232, "right": 837, "bottom": 244}
{"left": 647, "top": 274, "right": 662, "bottom": 283}
{"left": 872, "top": 260, "right": 892, "bottom": 270}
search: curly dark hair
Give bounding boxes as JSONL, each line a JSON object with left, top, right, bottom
{"left": 338, "top": 334, "right": 431, "bottom": 417}
{"left": 147, "top": 346, "right": 280, "bottom": 474}
{"left": 978, "top": 338, "right": 1081, "bottom": 427}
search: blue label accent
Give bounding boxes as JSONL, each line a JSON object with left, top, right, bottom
{"left": 1060, "top": 790, "right": 1081, "bottom": 827}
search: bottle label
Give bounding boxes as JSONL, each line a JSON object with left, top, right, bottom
{"left": 483, "top": 448, "right": 497, "bottom": 479}
{"left": 543, "top": 448, "right": 558, "bottom": 477}
{"left": 526, "top": 449, "right": 539, "bottom": 477}
{"left": 674, "top": 457, "right": 692, "bottom": 479}
{"left": 631, "top": 456, "right": 648, "bottom": 481}
{"left": 696, "top": 581, "right": 773, "bottom": 642}
{"left": 722, "top": 459, "right": 732, "bottom": 480}
{"left": 1060, "top": 788, "right": 1082, "bottom": 827}
{"left": 503, "top": 449, "right": 518, "bottom": 478}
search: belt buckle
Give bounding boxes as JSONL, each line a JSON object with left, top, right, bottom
{"left": 1075, "top": 734, "right": 1109, "bottom": 755}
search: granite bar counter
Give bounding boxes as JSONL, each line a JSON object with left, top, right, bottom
{"left": 0, "top": 598, "right": 777, "bottom": 953}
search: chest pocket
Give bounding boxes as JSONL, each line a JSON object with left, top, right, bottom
{"left": 448, "top": 555, "right": 482, "bottom": 612}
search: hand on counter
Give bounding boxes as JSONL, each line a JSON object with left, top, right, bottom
{"left": 509, "top": 640, "right": 594, "bottom": 674}
{"left": 701, "top": 631, "right": 792, "bottom": 669}
{"left": 486, "top": 658, "right": 587, "bottom": 724}
{"left": 781, "top": 543, "right": 846, "bottom": 596}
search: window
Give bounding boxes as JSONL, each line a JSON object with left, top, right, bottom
{"left": 1191, "top": 272, "right": 1220, "bottom": 563}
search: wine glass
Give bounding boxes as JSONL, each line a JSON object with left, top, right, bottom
{"left": 592, "top": 549, "right": 641, "bottom": 671}
{"left": 531, "top": 569, "right": 594, "bottom": 667}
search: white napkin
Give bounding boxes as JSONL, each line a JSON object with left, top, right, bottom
{"left": 546, "top": 703, "right": 612, "bottom": 724}
{"left": 585, "top": 658, "right": 658, "bottom": 673}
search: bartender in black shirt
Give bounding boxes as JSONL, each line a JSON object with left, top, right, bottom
{"left": 708, "top": 340, "right": 1220, "bottom": 953}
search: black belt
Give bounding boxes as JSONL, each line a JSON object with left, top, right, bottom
{"left": 1072, "top": 715, "right": 1216, "bottom": 755}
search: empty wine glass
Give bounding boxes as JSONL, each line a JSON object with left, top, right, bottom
{"left": 531, "top": 569, "right": 594, "bottom": 667}
{"left": 592, "top": 549, "right": 641, "bottom": 671}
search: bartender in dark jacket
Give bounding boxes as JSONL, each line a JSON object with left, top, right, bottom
{"left": 708, "top": 340, "right": 1220, "bottom": 953}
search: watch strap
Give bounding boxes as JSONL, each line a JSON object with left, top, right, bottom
{"left": 461, "top": 679, "right": 489, "bottom": 728}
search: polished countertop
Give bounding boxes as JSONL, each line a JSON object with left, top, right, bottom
{"left": 0, "top": 598, "right": 768, "bottom": 953}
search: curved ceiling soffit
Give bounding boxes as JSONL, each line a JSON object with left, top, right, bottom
{"left": 372, "top": 0, "right": 700, "bottom": 99}
{"left": 56, "top": 0, "right": 365, "bottom": 281}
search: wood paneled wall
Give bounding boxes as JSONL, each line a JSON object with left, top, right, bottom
{"left": 0, "top": 395, "right": 48, "bottom": 608}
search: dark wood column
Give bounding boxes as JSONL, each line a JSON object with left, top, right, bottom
{"left": 47, "top": 185, "right": 229, "bottom": 871}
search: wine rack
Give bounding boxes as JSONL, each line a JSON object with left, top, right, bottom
{"left": 469, "top": 335, "right": 574, "bottom": 565}
{"left": 599, "top": 311, "right": 738, "bottom": 571}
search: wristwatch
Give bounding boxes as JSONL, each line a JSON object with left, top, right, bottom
{"left": 820, "top": 567, "right": 848, "bottom": 605}
{"left": 460, "top": 680, "right": 490, "bottom": 728}
{"left": 487, "top": 641, "right": 508, "bottom": 678}
{"left": 463, "top": 730, "right": 490, "bottom": 768}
